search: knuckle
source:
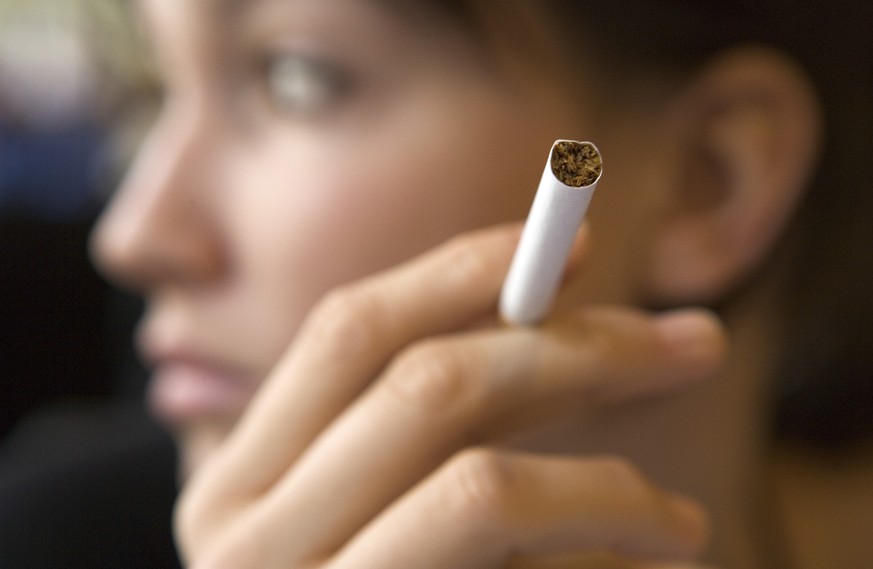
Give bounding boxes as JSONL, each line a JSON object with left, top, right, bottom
{"left": 305, "top": 285, "right": 385, "bottom": 356}
{"left": 175, "top": 490, "right": 264, "bottom": 569}
{"left": 174, "top": 487, "right": 216, "bottom": 559}
{"left": 590, "top": 455, "right": 653, "bottom": 500}
{"left": 439, "top": 448, "right": 514, "bottom": 524}
{"left": 384, "top": 340, "right": 471, "bottom": 411}
{"left": 567, "top": 319, "right": 632, "bottom": 397}
{"left": 188, "top": 540, "right": 263, "bottom": 569}
{"left": 441, "top": 234, "right": 495, "bottom": 291}
{"left": 173, "top": 496, "right": 197, "bottom": 551}
{"left": 584, "top": 324, "right": 622, "bottom": 364}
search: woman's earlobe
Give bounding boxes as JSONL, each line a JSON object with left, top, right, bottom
{"left": 642, "top": 46, "right": 822, "bottom": 306}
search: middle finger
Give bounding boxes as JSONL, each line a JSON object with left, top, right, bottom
{"left": 249, "top": 307, "right": 725, "bottom": 559}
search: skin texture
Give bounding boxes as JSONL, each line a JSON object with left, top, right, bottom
{"left": 91, "top": 0, "right": 821, "bottom": 567}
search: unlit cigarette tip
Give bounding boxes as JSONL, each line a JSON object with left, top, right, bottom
{"left": 499, "top": 140, "right": 602, "bottom": 326}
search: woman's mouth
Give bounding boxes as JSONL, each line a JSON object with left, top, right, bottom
{"left": 147, "top": 361, "right": 258, "bottom": 426}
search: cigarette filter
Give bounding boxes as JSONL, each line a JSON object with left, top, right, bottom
{"left": 499, "top": 140, "right": 602, "bottom": 326}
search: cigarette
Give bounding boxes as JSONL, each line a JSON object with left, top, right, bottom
{"left": 499, "top": 140, "right": 602, "bottom": 326}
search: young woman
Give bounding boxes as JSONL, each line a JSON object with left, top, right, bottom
{"left": 90, "top": 1, "right": 872, "bottom": 567}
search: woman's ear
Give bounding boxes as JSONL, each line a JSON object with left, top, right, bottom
{"left": 642, "top": 46, "right": 822, "bottom": 305}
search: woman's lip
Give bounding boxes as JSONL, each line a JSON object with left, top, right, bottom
{"left": 147, "top": 361, "right": 257, "bottom": 426}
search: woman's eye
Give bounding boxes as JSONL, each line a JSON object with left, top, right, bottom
{"left": 264, "top": 53, "right": 352, "bottom": 115}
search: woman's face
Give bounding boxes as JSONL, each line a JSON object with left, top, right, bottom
{"left": 93, "top": 0, "right": 646, "bottom": 472}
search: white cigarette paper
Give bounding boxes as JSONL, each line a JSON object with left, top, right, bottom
{"left": 499, "top": 140, "right": 602, "bottom": 326}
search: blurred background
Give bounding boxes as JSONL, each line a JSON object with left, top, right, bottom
{"left": 0, "top": 0, "right": 152, "bottom": 440}
{"left": 0, "top": 5, "right": 181, "bottom": 566}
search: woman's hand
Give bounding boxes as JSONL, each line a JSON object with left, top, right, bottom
{"left": 175, "top": 223, "right": 727, "bottom": 569}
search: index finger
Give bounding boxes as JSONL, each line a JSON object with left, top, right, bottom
{"left": 198, "top": 223, "right": 588, "bottom": 498}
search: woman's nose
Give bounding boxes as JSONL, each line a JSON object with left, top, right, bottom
{"left": 91, "top": 103, "right": 226, "bottom": 292}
